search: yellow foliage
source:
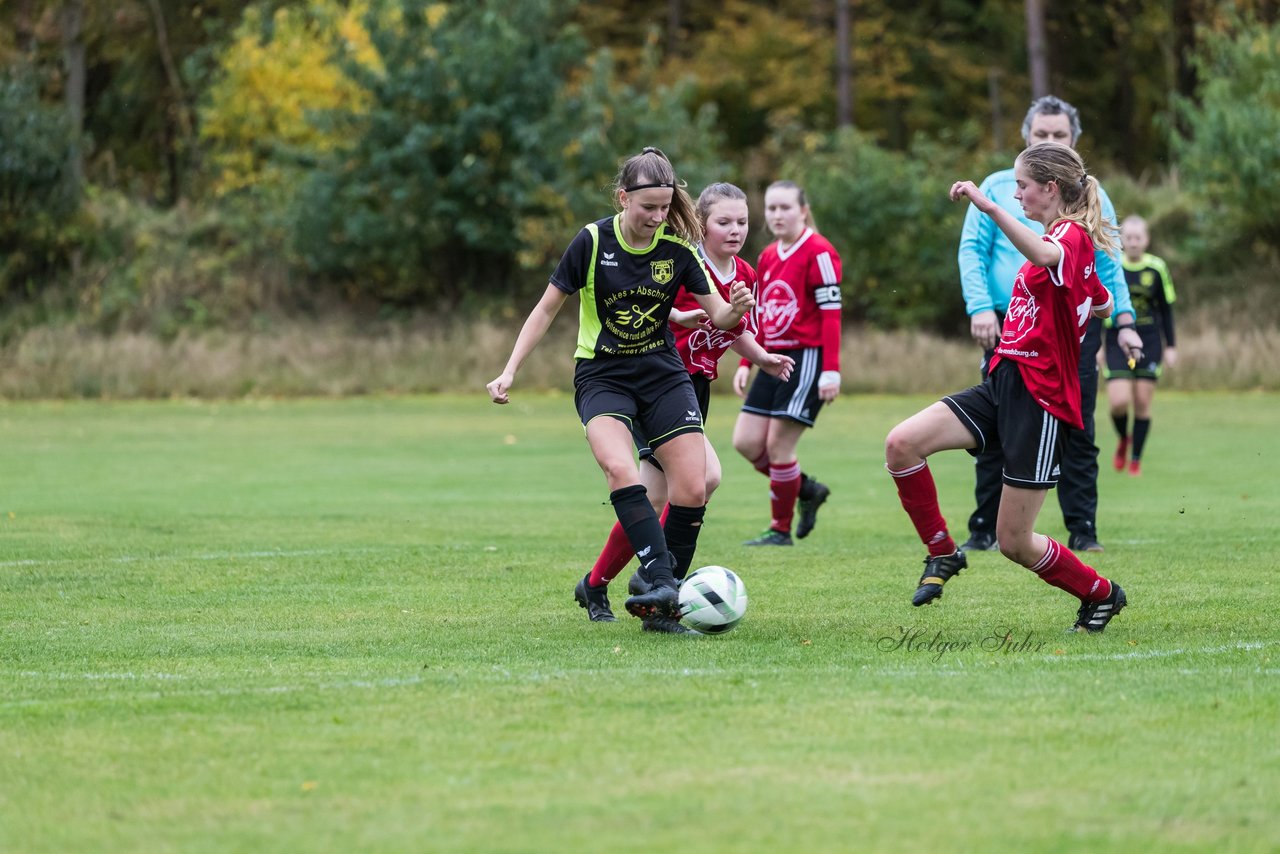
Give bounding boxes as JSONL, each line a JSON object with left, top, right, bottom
{"left": 200, "top": 1, "right": 382, "bottom": 196}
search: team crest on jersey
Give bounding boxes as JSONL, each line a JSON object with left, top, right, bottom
{"left": 650, "top": 259, "right": 674, "bottom": 285}
{"left": 1003, "top": 276, "right": 1040, "bottom": 344}
{"left": 1141, "top": 271, "right": 1155, "bottom": 287}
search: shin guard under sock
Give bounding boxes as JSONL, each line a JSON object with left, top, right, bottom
{"left": 664, "top": 504, "right": 706, "bottom": 581}
{"left": 888, "top": 461, "right": 956, "bottom": 558}
{"left": 609, "top": 485, "right": 675, "bottom": 584}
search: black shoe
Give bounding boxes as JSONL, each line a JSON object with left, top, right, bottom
{"left": 624, "top": 582, "right": 680, "bottom": 619}
{"left": 795, "top": 481, "right": 830, "bottom": 539}
{"left": 960, "top": 531, "right": 999, "bottom": 552}
{"left": 627, "top": 570, "right": 651, "bottom": 596}
{"left": 642, "top": 616, "right": 700, "bottom": 635}
{"left": 911, "top": 550, "right": 968, "bottom": 607}
{"left": 743, "top": 529, "right": 793, "bottom": 547}
{"left": 1071, "top": 583, "right": 1127, "bottom": 633}
{"left": 1067, "top": 533, "right": 1105, "bottom": 553}
{"left": 574, "top": 573, "right": 617, "bottom": 622}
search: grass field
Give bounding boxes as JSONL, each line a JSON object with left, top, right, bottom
{"left": 2, "top": 391, "right": 1277, "bottom": 852}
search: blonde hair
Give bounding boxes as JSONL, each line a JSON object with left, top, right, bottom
{"left": 1016, "top": 142, "right": 1118, "bottom": 256}
{"left": 695, "top": 182, "right": 748, "bottom": 226}
{"left": 765, "top": 180, "right": 817, "bottom": 230}
{"left": 613, "top": 147, "right": 702, "bottom": 243}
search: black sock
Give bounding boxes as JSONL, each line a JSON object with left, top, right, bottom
{"left": 1132, "top": 418, "right": 1151, "bottom": 460}
{"left": 798, "top": 473, "right": 815, "bottom": 501}
{"left": 1112, "top": 412, "right": 1129, "bottom": 440}
{"left": 609, "top": 485, "right": 674, "bottom": 585}
{"left": 664, "top": 504, "right": 706, "bottom": 580}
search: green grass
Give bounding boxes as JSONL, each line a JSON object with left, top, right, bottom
{"left": 1, "top": 392, "right": 1277, "bottom": 852}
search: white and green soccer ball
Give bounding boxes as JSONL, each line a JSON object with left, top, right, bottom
{"left": 678, "top": 565, "right": 748, "bottom": 634}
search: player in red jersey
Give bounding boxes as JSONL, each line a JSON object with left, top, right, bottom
{"left": 487, "top": 149, "right": 755, "bottom": 629}
{"left": 884, "top": 142, "right": 1141, "bottom": 632}
{"left": 576, "top": 183, "right": 795, "bottom": 631}
{"left": 732, "top": 181, "right": 843, "bottom": 546}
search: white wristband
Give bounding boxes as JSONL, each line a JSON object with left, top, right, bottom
{"left": 818, "top": 370, "right": 841, "bottom": 390}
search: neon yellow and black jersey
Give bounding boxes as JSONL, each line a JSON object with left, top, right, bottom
{"left": 551, "top": 215, "right": 713, "bottom": 360}
{"left": 1115, "top": 252, "right": 1177, "bottom": 346}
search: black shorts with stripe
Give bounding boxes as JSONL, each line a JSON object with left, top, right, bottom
{"left": 740, "top": 346, "right": 825, "bottom": 427}
{"left": 637, "top": 373, "right": 711, "bottom": 467}
{"left": 574, "top": 349, "right": 704, "bottom": 451}
{"left": 1104, "top": 326, "right": 1164, "bottom": 381}
{"left": 942, "top": 361, "right": 1067, "bottom": 490}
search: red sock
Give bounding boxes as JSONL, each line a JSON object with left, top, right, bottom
{"left": 888, "top": 461, "right": 956, "bottom": 558}
{"left": 589, "top": 505, "right": 670, "bottom": 586}
{"left": 769, "top": 461, "right": 802, "bottom": 533}
{"left": 751, "top": 451, "right": 770, "bottom": 476}
{"left": 1028, "top": 537, "right": 1112, "bottom": 602}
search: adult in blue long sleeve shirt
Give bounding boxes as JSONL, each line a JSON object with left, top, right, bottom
{"left": 956, "top": 95, "right": 1143, "bottom": 554}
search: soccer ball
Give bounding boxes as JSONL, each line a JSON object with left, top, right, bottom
{"left": 678, "top": 565, "right": 748, "bottom": 634}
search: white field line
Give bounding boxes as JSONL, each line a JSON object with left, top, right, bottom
{"left": 0, "top": 546, "right": 397, "bottom": 569}
{"left": 4, "top": 641, "right": 1276, "bottom": 710}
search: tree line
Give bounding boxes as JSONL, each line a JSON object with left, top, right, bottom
{"left": 1, "top": 0, "right": 1276, "bottom": 338}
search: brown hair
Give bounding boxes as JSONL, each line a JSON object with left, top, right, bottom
{"left": 765, "top": 180, "right": 816, "bottom": 230}
{"left": 613, "top": 147, "right": 701, "bottom": 243}
{"left": 1016, "top": 142, "right": 1118, "bottom": 256}
{"left": 695, "top": 182, "right": 748, "bottom": 226}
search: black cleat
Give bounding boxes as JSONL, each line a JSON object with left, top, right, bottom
{"left": 642, "top": 616, "right": 700, "bottom": 635}
{"left": 795, "top": 481, "right": 831, "bottom": 539}
{"left": 743, "top": 529, "right": 793, "bottom": 547}
{"left": 574, "top": 573, "right": 617, "bottom": 622}
{"left": 1071, "top": 583, "right": 1127, "bottom": 633}
{"left": 911, "top": 550, "right": 968, "bottom": 607}
{"left": 960, "top": 531, "right": 999, "bottom": 552}
{"left": 624, "top": 582, "right": 680, "bottom": 620}
{"left": 627, "top": 570, "right": 651, "bottom": 597}
{"left": 1068, "top": 533, "right": 1105, "bottom": 553}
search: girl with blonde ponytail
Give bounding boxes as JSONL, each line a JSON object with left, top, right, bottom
{"left": 879, "top": 142, "right": 1145, "bottom": 636}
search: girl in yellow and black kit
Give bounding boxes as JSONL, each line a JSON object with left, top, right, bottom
{"left": 487, "top": 148, "right": 755, "bottom": 630}
{"left": 1104, "top": 215, "right": 1177, "bottom": 476}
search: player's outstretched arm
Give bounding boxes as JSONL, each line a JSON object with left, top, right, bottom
{"left": 486, "top": 284, "right": 568, "bottom": 404}
{"left": 950, "top": 180, "right": 1060, "bottom": 269}
{"left": 730, "top": 334, "right": 793, "bottom": 383}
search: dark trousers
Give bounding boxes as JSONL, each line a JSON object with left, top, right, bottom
{"left": 968, "top": 317, "right": 1101, "bottom": 540}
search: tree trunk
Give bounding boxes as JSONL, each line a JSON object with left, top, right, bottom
{"left": 146, "top": 0, "right": 194, "bottom": 202}
{"left": 666, "top": 0, "right": 682, "bottom": 58}
{"left": 835, "top": 0, "right": 852, "bottom": 128}
{"left": 1025, "top": 0, "right": 1050, "bottom": 98}
{"left": 60, "top": 0, "right": 86, "bottom": 189}
{"left": 988, "top": 67, "right": 1004, "bottom": 150}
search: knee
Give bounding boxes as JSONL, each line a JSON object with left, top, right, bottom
{"left": 884, "top": 427, "right": 918, "bottom": 469}
{"left": 705, "top": 469, "right": 722, "bottom": 497}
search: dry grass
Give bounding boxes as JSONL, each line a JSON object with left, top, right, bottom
{"left": 0, "top": 314, "right": 1274, "bottom": 400}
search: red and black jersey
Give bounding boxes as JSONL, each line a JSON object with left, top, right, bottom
{"left": 670, "top": 249, "right": 755, "bottom": 380}
{"left": 551, "top": 215, "right": 712, "bottom": 360}
{"left": 989, "top": 220, "right": 1113, "bottom": 429}
{"left": 750, "top": 228, "right": 843, "bottom": 371}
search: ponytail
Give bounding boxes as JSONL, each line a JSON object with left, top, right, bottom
{"left": 1017, "top": 142, "right": 1118, "bottom": 256}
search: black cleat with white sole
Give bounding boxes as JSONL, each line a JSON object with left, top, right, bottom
{"left": 1071, "top": 583, "right": 1127, "bottom": 633}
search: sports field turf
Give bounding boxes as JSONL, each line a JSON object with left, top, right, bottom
{"left": 2, "top": 392, "right": 1277, "bottom": 851}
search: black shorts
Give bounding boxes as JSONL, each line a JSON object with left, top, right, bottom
{"left": 574, "top": 350, "right": 704, "bottom": 452}
{"left": 1104, "top": 326, "right": 1164, "bottom": 381}
{"left": 740, "top": 347, "right": 825, "bottom": 427}
{"left": 638, "top": 374, "right": 711, "bottom": 466}
{"left": 942, "top": 361, "right": 1067, "bottom": 490}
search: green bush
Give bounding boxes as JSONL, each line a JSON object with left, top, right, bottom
{"left": 0, "top": 67, "right": 81, "bottom": 298}
{"left": 778, "top": 128, "right": 1005, "bottom": 333}
{"left": 290, "top": 0, "right": 586, "bottom": 306}
{"left": 1170, "top": 13, "right": 1280, "bottom": 263}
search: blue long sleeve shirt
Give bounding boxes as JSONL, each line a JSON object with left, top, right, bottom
{"left": 958, "top": 167, "right": 1133, "bottom": 317}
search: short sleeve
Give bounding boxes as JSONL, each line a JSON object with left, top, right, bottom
{"left": 680, "top": 247, "right": 712, "bottom": 296}
{"left": 550, "top": 228, "right": 594, "bottom": 295}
